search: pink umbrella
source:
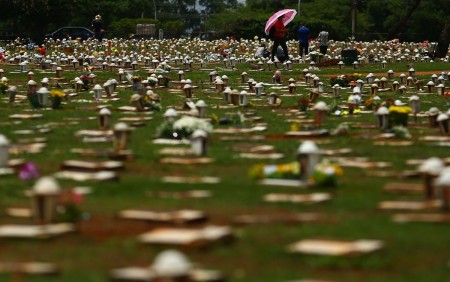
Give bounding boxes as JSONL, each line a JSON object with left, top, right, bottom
{"left": 264, "top": 9, "right": 297, "bottom": 35}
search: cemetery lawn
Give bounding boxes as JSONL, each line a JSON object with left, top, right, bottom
{"left": 0, "top": 61, "right": 450, "bottom": 282}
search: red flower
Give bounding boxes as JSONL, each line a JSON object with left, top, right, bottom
{"left": 298, "top": 98, "right": 310, "bottom": 105}
{"left": 58, "top": 190, "right": 84, "bottom": 205}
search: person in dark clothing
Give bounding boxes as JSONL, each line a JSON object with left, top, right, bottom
{"left": 92, "top": 15, "right": 104, "bottom": 41}
{"left": 297, "top": 23, "right": 310, "bottom": 57}
{"left": 317, "top": 27, "right": 329, "bottom": 55}
{"left": 269, "top": 14, "right": 289, "bottom": 62}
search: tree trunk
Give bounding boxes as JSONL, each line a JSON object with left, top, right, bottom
{"left": 435, "top": 17, "right": 450, "bottom": 58}
{"left": 386, "top": 0, "right": 421, "bottom": 40}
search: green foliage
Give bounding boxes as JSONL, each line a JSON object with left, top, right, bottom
{"left": 162, "top": 21, "right": 185, "bottom": 38}
{"left": 1, "top": 0, "right": 450, "bottom": 42}
{"left": 109, "top": 18, "right": 159, "bottom": 38}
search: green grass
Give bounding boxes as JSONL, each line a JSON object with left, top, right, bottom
{"left": 0, "top": 58, "right": 449, "bottom": 282}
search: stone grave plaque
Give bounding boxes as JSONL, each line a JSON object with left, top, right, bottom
{"left": 287, "top": 239, "right": 384, "bottom": 256}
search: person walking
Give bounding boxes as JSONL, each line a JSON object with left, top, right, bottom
{"left": 297, "top": 23, "right": 310, "bottom": 57}
{"left": 269, "top": 14, "right": 289, "bottom": 62}
{"left": 317, "top": 27, "right": 329, "bottom": 55}
{"left": 92, "top": 15, "right": 104, "bottom": 41}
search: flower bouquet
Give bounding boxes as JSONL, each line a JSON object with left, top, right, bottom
{"left": 445, "top": 91, "right": 450, "bottom": 106}
{"left": 141, "top": 94, "right": 161, "bottom": 111}
{"left": 309, "top": 51, "right": 323, "bottom": 63}
{"left": 156, "top": 116, "right": 213, "bottom": 139}
{"left": 56, "top": 189, "right": 84, "bottom": 223}
{"left": 311, "top": 159, "right": 343, "bottom": 188}
{"left": 147, "top": 76, "right": 158, "bottom": 87}
{"left": 329, "top": 73, "right": 362, "bottom": 87}
{"left": 80, "top": 74, "right": 90, "bottom": 90}
{"left": 0, "top": 81, "right": 8, "bottom": 95}
{"left": 132, "top": 75, "right": 142, "bottom": 83}
{"left": 384, "top": 98, "right": 394, "bottom": 108}
{"left": 298, "top": 98, "right": 310, "bottom": 112}
{"left": 50, "top": 89, "right": 65, "bottom": 109}
{"left": 389, "top": 105, "right": 412, "bottom": 127}
{"left": 364, "top": 96, "right": 381, "bottom": 111}
{"left": 132, "top": 75, "right": 142, "bottom": 91}
{"left": 348, "top": 80, "right": 357, "bottom": 88}
{"left": 392, "top": 126, "right": 412, "bottom": 139}
{"left": 19, "top": 161, "right": 40, "bottom": 180}
{"left": 210, "top": 112, "right": 245, "bottom": 126}
{"left": 249, "top": 162, "right": 300, "bottom": 179}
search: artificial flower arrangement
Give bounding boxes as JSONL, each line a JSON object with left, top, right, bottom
{"left": 364, "top": 96, "right": 381, "bottom": 110}
{"left": 290, "top": 123, "right": 300, "bottom": 132}
{"left": 298, "top": 98, "right": 310, "bottom": 111}
{"left": 50, "top": 89, "right": 65, "bottom": 109}
{"left": 143, "top": 92, "right": 161, "bottom": 111}
{"left": 157, "top": 62, "right": 172, "bottom": 71}
{"left": 249, "top": 159, "right": 343, "bottom": 188}
{"left": 56, "top": 189, "right": 84, "bottom": 223}
{"left": 0, "top": 81, "right": 8, "bottom": 94}
{"left": 331, "top": 122, "right": 350, "bottom": 136}
{"left": 389, "top": 104, "right": 412, "bottom": 127}
{"left": 132, "top": 75, "right": 142, "bottom": 82}
{"left": 311, "top": 159, "right": 344, "bottom": 188}
{"left": 80, "top": 74, "right": 90, "bottom": 90}
{"left": 130, "top": 93, "right": 161, "bottom": 112}
{"left": 248, "top": 162, "right": 300, "bottom": 180}
{"left": 384, "top": 98, "right": 395, "bottom": 108}
{"left": 334, "top": 109, "right": 361, "bottom": 116}
{"left": 156, "top": 115, "right": 213, "bottom": 139}
{"left": 147, "top": 76, "right": 158, "bottom": 86}
{"left": 71, "top": 75, "right": 90, "bottom": 90}
{"left": 392, "top": 125, "right": 412, "bottom": 139}
{"left": 210, "top": 112, "right": 246, "bottom": 126}
{"left": 309, "top": 51, "right": 323, "bottom": 62}
{"left": 445, "top": 91, "right": 450, "bottom": 106}
{"left": 329, "top": 73, "right": 363, "bottom": 87}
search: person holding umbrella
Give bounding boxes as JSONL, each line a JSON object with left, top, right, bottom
{"left": 265, "top": 9, "right": 297, "bottom": 62}
{"left": 269, "top": 14, "right": 289, "bottom": 62}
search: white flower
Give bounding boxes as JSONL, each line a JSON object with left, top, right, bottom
{"left": 173, "top": 116, "right": 213, "bottom": 133}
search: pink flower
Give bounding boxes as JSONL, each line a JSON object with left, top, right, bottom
{"left": 19, "top": 162, "right": 40, "bottom": 180}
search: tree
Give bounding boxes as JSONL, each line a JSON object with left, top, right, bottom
{"left": 436, "top": 17, "right": 450, "bottom": 58}
{"left": 387, "top": 0, "right": 421, "bottom": 39}
{"left": 199, "top": 0, "right": 238, "bottom": 16}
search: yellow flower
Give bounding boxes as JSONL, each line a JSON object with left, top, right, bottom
{"left": 210, "top": 113, "right": 219, "bottom": 125}
{"left": 389, "top": 105, "right": 412, "bottom": 114}
{"left": 248, "top": 163, "right": 265, "bottom": 179}
{"left": 50, "top": 90, "right": 65, "bottom": 98}
{"left": 290, "top": 123, "right": 299, "bottom": 132}
{"left": 332, "top": 164, "right": 344, "bottom": 176}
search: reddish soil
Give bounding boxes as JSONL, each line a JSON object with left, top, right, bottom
{"left": 78, "top": 214, "right": 151, "bottom": 240}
